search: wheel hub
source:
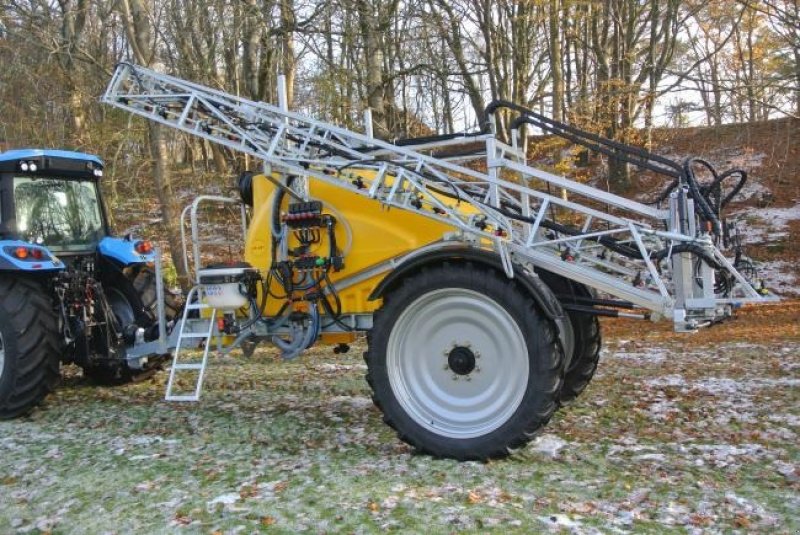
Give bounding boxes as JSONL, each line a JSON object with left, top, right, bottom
{"left": 447, "top": 346, "right": 476, "bottom": 376}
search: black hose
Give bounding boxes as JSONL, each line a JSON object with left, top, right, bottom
{"left": 682, "top": 158, "right": 722, "bottom": 234}
{"left": 485, "top": 100, "right": 750, "bottom": 239}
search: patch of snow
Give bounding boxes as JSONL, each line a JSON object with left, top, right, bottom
{"left": 646, "top": 374, "right": 687, "bottom": 388}
{"left": 529, "top": 434, "right": 567, "bottom": 458}
{"left": 774, "top": 461, "right": 799, "bottom": 483}
{"left": 312, "top": 363, "right": 367, "bottom": 372}
{"left": 632, "top": 453, "right": 667, "bottom": 463}
{"left": 208, "top": 493, "right": 240, "bottom": 507}
{"left": 735, "top": 179, "right": 771, "bottom": 202}
{"left": 692, "top": 378, "right": 741, "bottom": 395}
{"left": 647, "top": 375, "right": 799, "bottom": 394}
{"left": 756, "top": 260, "right": 798, "bottom": 296}
{"left": 647, "top": 400, "right": 680, "bottom": 420}
{"left": 656, "top": 501, "right": 691, "bottom": 525}
{"left": 607, "top": 348, "right": 668, "bottom": 364}
{"left": 330, "top": 395, "right": 374, "bottom": 410}
{"left": 538, "top": 514, "right": 581, "bottom": 530}
{"left": 730, "top": 202, "right": 800, "bottom": 249}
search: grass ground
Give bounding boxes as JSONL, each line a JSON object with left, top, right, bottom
{"left": 1, "top": 301, "right": 797, "bottom": 534}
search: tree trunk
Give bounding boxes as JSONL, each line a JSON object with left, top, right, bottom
{"left": 119, "top": 0, "right": 189, "bottom": 290}
{"left": 280, "top": 0, "right": 296, "bottom": 109}
{"left": 549, "top": 0, "right": 563, "bottom": 121}
{"left": 357, "top": 0, "right": 388, "bottom": 138}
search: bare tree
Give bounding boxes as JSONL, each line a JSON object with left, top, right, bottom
{"left": 118, "top": 0, "right": 188, "bottom": 288}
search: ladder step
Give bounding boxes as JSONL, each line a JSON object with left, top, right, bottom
{"left": 186, "top": 303, "right": 212, "bottom": 310}
{"left": 180, "top": 333, "right": 213, "bottom": 339}
{"left": 172, "top": 363, "right": 204, "bottom": 370}
{"left": 165, "top": 395, "right": 199, "bottom": 402}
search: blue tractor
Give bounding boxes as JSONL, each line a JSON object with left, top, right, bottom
{"left": 0, "top": 149, "right": 178, "bottom": 418}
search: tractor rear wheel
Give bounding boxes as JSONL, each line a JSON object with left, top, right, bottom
{"left": 0, "top": 277, "right": 61, "bottom": 419}
{"left": 365, "top": 263, "right": 564, "bottom": 461}
{"left": 83, "top": 265, "right": 179, "bottom": 385}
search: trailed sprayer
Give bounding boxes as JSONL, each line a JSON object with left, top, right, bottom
{"left": 89, "top": 63, "right": 772, "bottom": 460}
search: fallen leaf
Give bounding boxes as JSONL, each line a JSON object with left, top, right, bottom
{"left": 689, "top": 513, "right": 712, "bottom": 527}
{"left": 734, "top": 514, "right": 750, "bottom": 528}
{"left": 239, "top": 485, "right": 258, "bottom": 499}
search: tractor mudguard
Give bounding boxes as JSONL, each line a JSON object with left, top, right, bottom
{"left": 0, "top": 240, "right": 64, "bottom": 272}
{"left": 368, "top": 245, "right": 563, "bottom": 322}
{"left": 98, "top": 236, "right": 156, "bottom": 266}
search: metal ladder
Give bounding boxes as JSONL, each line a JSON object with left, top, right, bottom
{"left": 102, "top": 63, "right": 767, "bottom": 330}
{"left": 162, "top": 195, "right": 248, "bottom": 401}
{"left": 164, "top": 286, "right": 218, "bottom": 401}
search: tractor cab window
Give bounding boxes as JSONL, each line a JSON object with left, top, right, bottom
{"left": 13, "top": 177, "right": 105, "bottom": 251}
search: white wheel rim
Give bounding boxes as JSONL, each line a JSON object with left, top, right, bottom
{"left": 386, "top": 288, "right": 529, "bottom": 439}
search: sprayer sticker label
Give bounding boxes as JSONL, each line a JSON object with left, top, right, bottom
{"left": 252, "top": 240, "right": 267, "bottom": 254}
{"left": 205, "top": 285, "right": 224, "bottom": 296}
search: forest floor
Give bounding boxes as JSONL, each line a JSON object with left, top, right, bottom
{"left": 0, "top": 300, "right": 797, "bottom": 534}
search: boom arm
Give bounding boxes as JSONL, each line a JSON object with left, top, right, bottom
{"left": 102, "top": 63, "right": 767, "bottom": 331}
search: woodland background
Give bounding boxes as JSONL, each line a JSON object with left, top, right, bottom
{"left": 0, "top": 0, "right": 798, "bottom": 282}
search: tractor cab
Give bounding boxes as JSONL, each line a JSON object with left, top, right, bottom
{"left": 0, "top": 149, "right": 109, "bottom": 254}
{"left": 0, "top": 149, "right": 158, "bottom": 270}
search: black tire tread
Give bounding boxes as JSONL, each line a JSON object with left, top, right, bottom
{"left": 0, "top": 277, "right": 61, "bottom": 419}
{"left": 131, "top": 265, "right": 181, "bottom": 321}
{"left": 559, "top": 314, "right": 601, "bottom": 403}
{"left": 535, "top": 270, "right": 603, "bottom": 403}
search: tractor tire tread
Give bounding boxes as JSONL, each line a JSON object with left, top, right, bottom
{"left": 0, "top": 277, "right": 60, "bottom": 419}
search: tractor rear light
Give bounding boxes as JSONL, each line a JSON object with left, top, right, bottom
{"left": 20, "top": 162, "right": 29, "bottom": 171}
{"left": 134, "top": 240, "right": 154, "bottom": 254}
{"left": 4, "top": 246, "right": 50, "bottom": 262}
{"left": 28, "top": 162, "right": 37, "bottom": 172}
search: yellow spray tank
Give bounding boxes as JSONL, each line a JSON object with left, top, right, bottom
{"left": 245, "top": 170, "right": 476, "bottom": 317}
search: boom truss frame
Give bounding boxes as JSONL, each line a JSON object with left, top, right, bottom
{"left": 102, "top": 63, "right": 767, "bottom": 331}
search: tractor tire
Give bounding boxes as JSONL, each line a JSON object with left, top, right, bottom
{"left": 536, "top": 270, "right": 602, "bottom": 403}
{"left": 83, "top": 265, "right": 179, "bottom": 385}
{"left": 130, "top": 265, "right": 181, "bottom": 323}
{"left": 365, "top": 263, "right": 564, "bottom": 461}
{"left": 0, "top": 277, "right": 61, "bottom": 419}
